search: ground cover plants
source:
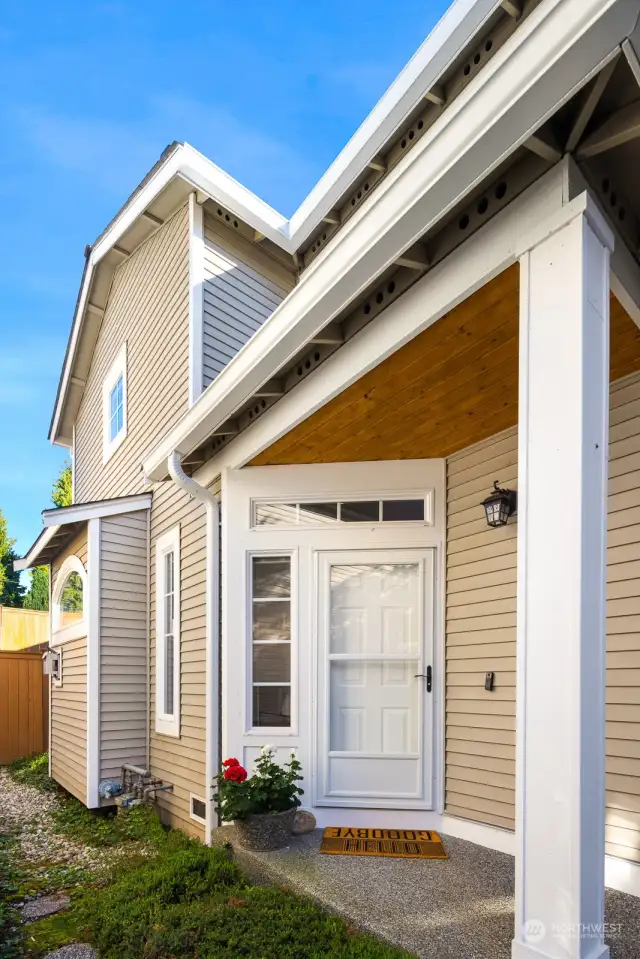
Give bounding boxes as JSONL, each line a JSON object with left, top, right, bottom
{"left": 1, "top": 753, "right": 412, "bottom": 958}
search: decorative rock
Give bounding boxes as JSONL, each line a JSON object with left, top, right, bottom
{"left": 44, "top": 946, "right": 98, "bottom": 959}
{"left": 292, "top": 810, "right": 316, "bottom": 835}
{"left": 21, "top": 893, "right": 70, "bottom": 923}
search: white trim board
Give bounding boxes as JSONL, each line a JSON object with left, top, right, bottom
{"left": 14, "top": 526, "right": 60, "bottom": 571}
{"left": 86, "top": 518, "right": 101, "bottom": 808}
{"left": 42, "top": 493, "right": 152, "bottom": 527}
{"left": 102, "top": 342, "right": 128, "bottom": 464}
{"left": 154, "top": 524, "right": 181, "bottom": 739}
{"left": 188, "top": 193, "right": 205, "bottom": 405}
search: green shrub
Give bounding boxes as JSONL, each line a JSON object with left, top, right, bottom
{"left": 75, "top": 839, "right": 410, "bottom": 959}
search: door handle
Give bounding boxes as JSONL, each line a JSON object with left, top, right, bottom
{"left": 414, "top": 666, "right": 432, "bottom": 692}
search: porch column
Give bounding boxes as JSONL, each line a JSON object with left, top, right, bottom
{"left": 513, "top": 197, "right": 613, "bottom": 959}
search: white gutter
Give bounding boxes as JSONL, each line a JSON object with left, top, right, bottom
{"left": 144, "top": 0, "right": 639, "bottom": 482}
{"left": 167, "top": 451, "right": 220, "bottom": 846}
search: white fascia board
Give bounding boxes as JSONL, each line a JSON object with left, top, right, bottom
{"left": 41, "top": 493, "right": 152, "bottom": 528}
{"left": 192, "top": 165, "right": 566, "bottom": 483}
{"left": 91, "top": 144, "right": 290, "bottom": 265}
{"left": 143, "top": 0, "right": 637, "bottom": 482}
{"left": 14, "top": 526, "right": 60, "bottom": 571}
{"left": 288, "top": 0, "right": 504, "bottom": 241}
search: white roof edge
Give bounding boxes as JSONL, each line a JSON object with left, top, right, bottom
{"left": 288, "top": 0, "right": 503, "bottom": 238}
{"left": 14, "top": 526, "right": 60, "bottom": 571}
{"left": 89, "top": 0, "right": 503, "bottom": 262}
{"left": 141, "top": 0, "right": 638, "bottom": 481}
{"left": 49, "top": 0, "right": 503, "bottom": 445}
{"left": 41, "top": 492, "right": 153, "bottom": 528}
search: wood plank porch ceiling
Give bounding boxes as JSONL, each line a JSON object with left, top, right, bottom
{"left": 251, "top": 265, "right": 640, "bottom": 466}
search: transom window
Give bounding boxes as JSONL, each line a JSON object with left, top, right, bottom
{"left": 251, "top": 556, "right": 292, "bottom": 728}
{"left": 109, "top": 376, "right": 124, "bottom": 442}
{"left": 253, "top": 497, "right": 427, "bottom": 528}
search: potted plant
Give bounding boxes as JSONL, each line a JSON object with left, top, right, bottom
{"left": 215, "top": 745, "right": 304, "bottom": 850}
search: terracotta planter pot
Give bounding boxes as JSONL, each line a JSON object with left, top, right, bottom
{"left": 234, "top": 807, "right": 297, "bottom": 850}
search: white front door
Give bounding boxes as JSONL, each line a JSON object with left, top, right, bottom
{"left": 316, "top": 549, "right": 435, "bottom": 809}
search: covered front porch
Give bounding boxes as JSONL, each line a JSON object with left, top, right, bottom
{"left": 210, "top": 177, "right": 640, "bottom": 959}
{"left": 221, "top": 828, "right": 640, "bottom": 959}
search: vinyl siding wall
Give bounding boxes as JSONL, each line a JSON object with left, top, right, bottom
{"left": 50, "top": 527, "right": 89, "bottom": 803}
{"left": 99, "top": 510, "right": 148, "bottom": 782}
{"left": 445, "top": 370, "right": 640, "bottom": 864}
{"left": 74, "top": 204, "right": 190, "bottom": 504}
{"left": 149, "top": 477, "right": 220, "bottom": 838}
{"left": 202, "top": 213, "right": 294, "bottom": 389}
{"left": 445, "top": 429, "right": 517, "bottom": 830}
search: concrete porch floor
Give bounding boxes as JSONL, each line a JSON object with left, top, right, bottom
{"left": 220, "top": 828, "right": 640, "bottom": 959}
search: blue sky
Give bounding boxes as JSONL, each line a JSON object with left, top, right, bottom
{"left": 0, "top": 0, "right": 449, "bottom": 556}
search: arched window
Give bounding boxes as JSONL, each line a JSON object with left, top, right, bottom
{"left": 52, "top": 556, "right": 87, "bottom": 643}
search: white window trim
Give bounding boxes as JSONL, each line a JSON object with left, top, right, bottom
{"left": 189, "top": 793, "right": 207, "bottom": 826}
{"left": 102, "top": 342, "right": 128, "bottom": 463}
{"left": 155, "top": 525, "right": 181, "bottom": 738}
{"left": 51, "top": 554, "right": 87, "bottom": 646}
{"left": 247, "top": 549, "right": 297, "bottom": 736}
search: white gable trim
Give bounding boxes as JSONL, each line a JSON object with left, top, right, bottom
{"left": 42, "top": 493, "right": 152, "bottom": 528}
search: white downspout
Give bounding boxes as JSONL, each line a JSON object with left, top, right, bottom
{"left": 168, "top": 451, "right": 220, "bottom": 846}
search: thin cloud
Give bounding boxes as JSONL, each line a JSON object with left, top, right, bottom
{"left": 12, "top": 93, "right": 322, "bottom": 214}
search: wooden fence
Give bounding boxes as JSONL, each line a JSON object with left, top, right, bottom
{"left": 0, "top": 650, "right": 48, "bottom": 764}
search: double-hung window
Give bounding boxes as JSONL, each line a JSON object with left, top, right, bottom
{"left": 102, "top": 343, "right": 127, "bottom": 462}
{"left": 155, "top": 526, "right": 180, "bottom": 737}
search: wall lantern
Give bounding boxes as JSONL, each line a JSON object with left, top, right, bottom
{"left": 481, "top": 480, "right": 517, "bottom": 528}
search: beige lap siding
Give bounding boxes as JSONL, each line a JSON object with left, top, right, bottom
{"left": 606, "top": 371, "right": 640, "bottom": 863}
{"left": 74, "top": 205, "right": 190, "bottom": 503}
{"left": 445, "top": 429, "right": 517, "bottom": 830}
{"left": 50, "top": 527, "right": 89, "bottom": 804}
{"left": 99, "top": 510, "right": 149, "bottom": 782}
{"left": 444, "top": 370, "right": 640, "bottom": 864}
{"left": 149, "top": 477, "right": 220, "bottom": 839}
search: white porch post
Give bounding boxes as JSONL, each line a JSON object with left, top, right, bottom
{"left": 513, "top": 197, "right": 613, "bottom": 959}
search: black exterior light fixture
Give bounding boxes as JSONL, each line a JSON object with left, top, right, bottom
{"left": 481, "top": 480, "right": 517, "bottom": 528}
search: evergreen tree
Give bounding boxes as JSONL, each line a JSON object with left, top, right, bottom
{"left": 23, "top": 567, "right": 49, "bottom": 611}
{"left": 0, "top": 509, "right": 13, "bottom": 599}
{"left": 52, "top": 462, "right": 72, "bottom": 509}
{"left": 0, "top": 547, "right": 25, "bottom": 607}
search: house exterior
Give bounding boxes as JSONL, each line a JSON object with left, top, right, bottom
{"left": 16, "top": 0, "right": 640, "bottom": 955}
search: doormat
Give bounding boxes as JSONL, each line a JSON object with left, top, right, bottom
{"left": 320, "top": 827, "right": 448, "bottom": 859}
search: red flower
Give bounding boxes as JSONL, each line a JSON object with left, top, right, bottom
{"left": 223, "top": 757, "right": 240, "bottom": 767}
{"left": 223, "top": 765, "right": 248, "bottom": 783}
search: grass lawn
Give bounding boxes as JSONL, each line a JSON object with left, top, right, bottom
{"left": 2, "top": 755, "right": 412, "bottom": 959}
